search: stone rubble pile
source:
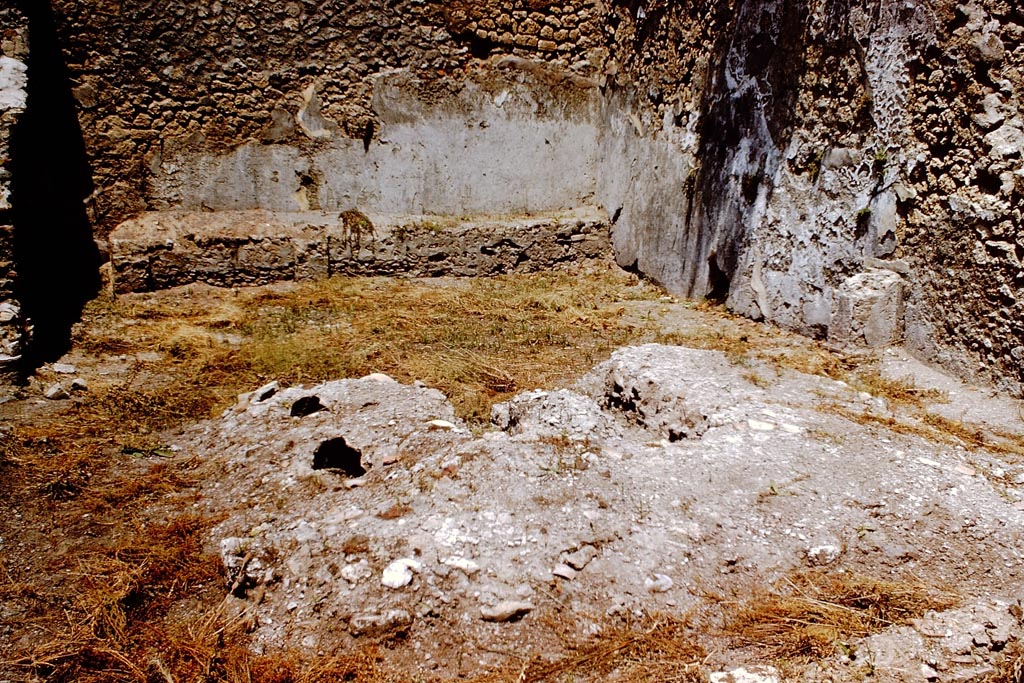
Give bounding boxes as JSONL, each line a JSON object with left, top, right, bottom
{"left": 176, "top": 345, "right": 1024, "bottom": 679}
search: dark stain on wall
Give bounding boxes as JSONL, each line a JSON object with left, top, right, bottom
{"left": 686, "top": 0, "right": 810, "bottom": 302}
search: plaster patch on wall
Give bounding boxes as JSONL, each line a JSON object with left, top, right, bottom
{"left": 0, "top": 56, "right": 28, "bottom": 113}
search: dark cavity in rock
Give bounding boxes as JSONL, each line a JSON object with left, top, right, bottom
{"left": 312, "top": 437, "right": 366, "bottom": 477}
{"left": 291, "top": 395, "right": 324, "bottom": 418}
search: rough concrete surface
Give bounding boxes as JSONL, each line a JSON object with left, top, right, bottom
{"left": 174, "top": 342, "right": 1024, "bottom": 681}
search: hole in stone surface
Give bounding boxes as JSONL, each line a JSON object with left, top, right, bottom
{"left": 290, "top": 395, "right": 324, "bottom": 418}
{"left": 706, "top": 256, "right": 730, "bottom": 304}
{"left": 854, "top": 209, "right": 870, "bottom": 240}
{"left": 975, "top": 168, "right": 1002, "bottom": 195}
{"left": 948, "top": 8, "right": 970, "bottom": 33}
{"left": 466, "top": 32, "right": 496, "bottom": 59}
{"left": 362, "top": 120, "right": 374, "bottom": 152}
{"left": 741, "top": 173, "right": 761, "bottom": 202}
{"left": 312, "top": 437, "right": 366, "bottom": 477}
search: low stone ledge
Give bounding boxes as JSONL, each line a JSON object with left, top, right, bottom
{"left": 109, "top": 208, "right": 610, "bottom": 293}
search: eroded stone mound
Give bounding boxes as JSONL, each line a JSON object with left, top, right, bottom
{"left": 177, "top": 344, "right": 1024, "bottom": 678}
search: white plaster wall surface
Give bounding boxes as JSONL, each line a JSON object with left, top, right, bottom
{"left": 0, "top": 56, "right": 27, "bottom": 112}
{"left": 151, "top": 67, "right": 605, "bottom": 218}
{"left": 0, "top": 55, "right": 28, "bottom": 212}
{"left": 727, "top": 0, "right": 935, "bottom": 340}
{"left": 597, "top": 99, "right": 698, "bottom": 294}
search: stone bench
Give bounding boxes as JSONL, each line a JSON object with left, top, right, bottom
{"left": 109, "top": 207, "right": 610, "bottom": 293}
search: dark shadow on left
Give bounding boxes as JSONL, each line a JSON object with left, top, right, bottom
{"left": 9, "top": 0, "right": 100, "bottom": 369}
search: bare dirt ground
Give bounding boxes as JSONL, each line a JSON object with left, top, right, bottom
{"left": 2, "top": 262, "right": 1024, "bottom": 683}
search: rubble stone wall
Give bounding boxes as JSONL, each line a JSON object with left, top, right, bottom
{"left": 42, "top": 0, "right": 1024, "bottom": 392}
{"left": 0, "top": 6, "right": 28, "bottom": 366}
{"left": 110, "top": 208, "right": 611, "bottom": 292}
{"left": 50, "top": 0, "right": 609, "bottom": 230}
{"left": 600, "top": 0, "right": 1024, "bottom": 393}
{"left": 900, "top": 0, "right": 1024, "bottom": 392}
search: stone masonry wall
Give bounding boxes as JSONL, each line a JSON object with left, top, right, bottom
{"left": 50, "top": 0, "right": 609, "bottom": 232}
{"left": 41, "top": 0, "right": 1024, "bottom": 393}
{"left": 110, "top": 208, "right": 610, "bottom": 292}
{"left": 0, "top": 6, "right": 28, "bottom": 367}
{"left": 600, "top": 0, "right": 1024, "bottom": 393}
{"left": 900, "top": 0, "right": 1024, "bottom": 392}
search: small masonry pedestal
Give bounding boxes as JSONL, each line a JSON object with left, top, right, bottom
{"left": 830, "top": 268, "right": 906, "bottom": 348}
{"left": 109, "top": 207, "right": 611, "bottom": 293}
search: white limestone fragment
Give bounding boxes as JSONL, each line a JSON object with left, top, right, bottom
{"left": 807, "top": 544, "right": 842, "bottom": 566}
{"left": 441, "top": 556, "right": 480, "bottom": 575}
{"left": 709, "top": 666, "right": 780, "bottom": 683}
{"left": 381, "top": 558, "right": 422, "bottom": 588}
{"left": 645, "top": 574, "right": 674, "bottom": 593}
{"left": 480, "top": 600, "right": 533, "bottom": 622}
{"left": 341, "top": 559, "right": 372, "bottom": 583}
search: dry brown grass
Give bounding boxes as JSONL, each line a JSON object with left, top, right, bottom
{"left": 849, "top": 367, "right": 948, "bottom": 408}
{"left": 463, "top": 614, "right": 705, "bottom": 683}
{"left": 74, "top": 266, "right": 665, "bottom": 427}
{"left": 4, "top": 268, "right": 1002, "bottom": 681}
{"left": 723, "top": 570, "right": 958, "bottom": 660}
{"left": 770, "top": 346, "right": 856, "bottom": 380}
{"left": 821, "top": 403, "right": 1024, "bottom": 457}
{"left": 8, "top": 514, "right": 223, "bottom": 682}
{"left": 981, "top": 637, "right": 1024, "bottom": 683}
{"left": 0, "top": 428, "right": 25, "bottom": 466}
{"left": 656, "top": 328, "right": 753, "bottom": 363}
{"left": 522, "top": 616, "right": 705, "bottom": 683}
{"left": 655, "top": 314, "right": 862, "bottom": 385}
{"left": 2, "top": 268, "right": 683, "bottom": 682}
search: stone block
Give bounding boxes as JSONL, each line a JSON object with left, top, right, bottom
{"left": 830, "top": 269, "right": 905, "bottom": 347}
{"left": 294, "top": 236, "right": 329, "bottom": 281}
{"left": 237, "top": 237, "right": 296, "bottom": 281}
{"left": 968, "top": 32, "right": 1005, "bottom": 63}
{"left": 112, "top": 254, "right": 152, "bottom": 293}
